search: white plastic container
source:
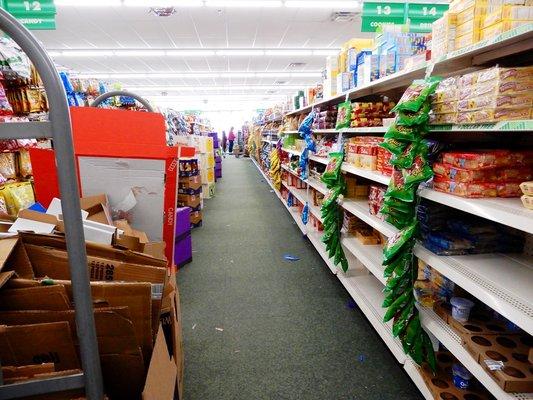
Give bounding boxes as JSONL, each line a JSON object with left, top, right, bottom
{"left": 450, "top": 297, "right": 475, "bottom": 323}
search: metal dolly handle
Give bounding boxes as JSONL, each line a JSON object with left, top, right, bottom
{"left": 0, "top": 8, "right": 104, "bottom": 400}
{"left": 90, "top": 90, "right": 154, "bottom": 112}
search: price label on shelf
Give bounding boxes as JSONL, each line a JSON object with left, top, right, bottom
{"left": 2, "top": 0, "right": 56, "bottom": 30}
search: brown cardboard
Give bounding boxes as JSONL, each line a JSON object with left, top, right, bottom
{"left": 420, "top": 351, "right": 492, "bottom": 400}
{"left": 463, "top": 333, "right": 533, "bottom": 393}
{"left": 0, "top": 270, "right": 15, "bottom": 289}
{"left": 113, "top": 220, "right": 166, "bottom": 260}
{"left": 0, "top": 307, "right": 147, "bottom": 398}
{"left": 0, "top": 237, "right": 33, "bottom": 278}
{"left": 0, "top": 322, "right": 80, "bottom": 371}
{"left": 0, "top": 285, "right": 71, "bottom": 311}
{"left": 179, "top": 175, "right": 202, "bottom": 191}
{"left": 177, "top": 194, "right": 201, "bottom": 208}
{"left": 142, "top": 325, "right": 177, "bottom": 400}
{"left": 142, "top": 242, "right": 166, "bottom": 260}
{"left": 1, "top": 363, "right": 55, "bottom": 384}
{"left": 80, "top": 194, "right": 113, "bottom": 225}
{"left": 58, "top": 280, "right": 153, "bottom": 365}
{"left": 20, "top": 232, "right": 166, "bottom": 268}
{"left": 190, "top": 211, "right": 202, "bottom": 225}
{"left": 25, "top": 244, "right": 166, "bottom": 284}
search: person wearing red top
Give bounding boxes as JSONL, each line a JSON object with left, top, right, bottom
{"left": 228, "top": 127, "right": 236, "bottom": 154}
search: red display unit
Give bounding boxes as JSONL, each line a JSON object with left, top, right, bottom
{"left": 30, "top": 107, "right": 195, "bottom": 264}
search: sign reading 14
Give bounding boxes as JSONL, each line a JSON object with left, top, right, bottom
{"left": 421, "top": 6, "right": 437, "bottom": 16}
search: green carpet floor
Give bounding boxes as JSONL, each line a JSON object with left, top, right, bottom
{"left": 178, "top": 156, "right": 422, "bottom": 400}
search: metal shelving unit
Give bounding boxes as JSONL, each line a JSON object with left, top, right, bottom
{"left": 0, "top": 9, "right": 104, "bottom": 400}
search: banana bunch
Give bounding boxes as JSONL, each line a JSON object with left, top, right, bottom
{"left": 269, "top": 148, "right": 281, "bottom": 190}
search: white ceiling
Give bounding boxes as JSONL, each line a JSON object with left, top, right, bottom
{"left": 33, "top": 1, "right": 370, "bottom": 110}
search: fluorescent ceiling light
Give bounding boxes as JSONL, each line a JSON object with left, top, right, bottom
{"left": 71, "top": 71, "right": 321, "bottom": 79}
{"left": 312, "top": 49, "right": 339, "bottom": 56}
{"left": 61, "top": 50, "right": 114, "bottom": 57}
{"left": 115, "top": 50, "right": 166, "bottom": 57}
{"left": 55, "top": 0, "right": 121, "bottom": 6}
{"left": 216, "top": 49, "right": 265, "bottom": 56}
{"left": 166, "top": 50, "right": 216, "bottom": 56}
{"left": 124, "top": 0, "right": 203, "bottom": 6}
{"left": 284, "top": 1, "right": 360, "bottom": 8}
{"left": 127, "top": 85, "right": 302, "bottom": 91}
{"left": 47, "top": 51, "right": 62, "bottom": 57}
{"left": 205, "top": 0, "right": 282, "bottom": 7}
{"left": 264, "top": 49, "right": 313, "bottom": 56}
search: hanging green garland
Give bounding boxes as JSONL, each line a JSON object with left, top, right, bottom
{"left": 379, "top": 77, "right": 441, "bottom": 371}
{"left": 321, "top": 151, "right": 349, "bottom": 272}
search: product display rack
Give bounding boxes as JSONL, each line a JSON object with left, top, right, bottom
{"left": 253, "top": 23, "right": 533, "bottom": 400}
{"left": 0, "top": 8, "right": 104, "bottom": 400}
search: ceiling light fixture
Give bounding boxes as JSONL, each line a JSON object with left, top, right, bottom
{"left": 284, "top": 1, "right": 360, "bottom": 8}
{"left": 124, "top": 0, "right": 203, "bottom": 6}
{"left": 216, "top": 49, "right": 265, "bottom": 56}
{"left": 264, "top": 49, "right": 313, "bottom": 56}
{"left": 115, "top": 50, "right": 166, "bottom": 57}
{"left": 204, "top": 0, "right": 283, "bottom": 7}
{"left": 126, "top": 85, "right": 302, "bottom": 91}
{"left": 55, "top": 0, "right": 121, "bottom": 6}
{"left": 61, "top": 50, "right": 114, "bottom": 57}
{"left": 165, "top": 50, "right": 216, "bottom": 56}
{"left": 72, "top": 71, "right": 321, "bottom": 79}
{"left": 312, "top": 49, "right": 340, "bottom": 56}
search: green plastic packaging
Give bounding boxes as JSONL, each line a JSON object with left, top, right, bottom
{"left": 383, "top": 252, "right": 412, "bottom": 278}
{"left": 383, "top": 222, "right": 418, "bottom": 265}
{"left": 393, "top": 77, "right": 441, "bottom": 113}
{"left": 385, "top": 169, "right": 416, "bottom": 203}
{"left": 321, "top": 152, "right": 344, "bottom": 187}
{"left": 397, "top": 102, "right": 431, "bottom": 127}
{"left": 384, "top": 124, "right": 420, "bottom": 143}
{"left": 380, "top": 137, "right": 407, "bottom": 156}
{"left": 403, "top": 154, "right": 433, "bottom": 187}
{"left": 335, "top": 101, "right": 352, "bottom": 130}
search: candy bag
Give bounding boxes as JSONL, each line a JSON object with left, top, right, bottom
{"left": 335, "top": 101, "right": 352, "bottom": 130}
{"left": 390, "top": 141, "right": 420, "bottom": 169}
{"left": 321, "top": 152, "right": 344, "bottom": 187}
{"left": 384, "top": 124, "right": 420, "bottom": 143}
{"left": 384, "top": 251, "right": 412, "bottom": 278}
{"left": 393, "top": 77, "right": 441, "bottom": 113}
{"left": 403, "top": 154, "right": 433, "bottom": 187}
{"left": 397, "top": 102, "right": 431, "bottom": 126}
{"left": 0, "top": 152, "right": 16, "bottom": 180}
{"left": 383, "top": 222, "right": 418, "bottom": 265}
{"left": 298, "top": 110, "right": 315, "bottom": 137}
{"left": 380, "top": 138, "right": 407, "bottom": 157}
{"left": 382, "top": 196, "right": 413, "bottom": 215}
{"left": 385, "top": 169, "right": 416, "bottom": 202}
{"left": 301, "top": 202, "right": 309, "bottom": 225}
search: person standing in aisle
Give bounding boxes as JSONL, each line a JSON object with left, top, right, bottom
{"left": 228, "top": 127, "right": 236, "bottom": 154}
{"left": 221, "top": 130, "right": 228, "bottom": 157}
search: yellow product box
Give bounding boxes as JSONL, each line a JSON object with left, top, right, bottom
{"left": 481, "top": 19, "right": 529, "bottom": 37}
{"left": 476, "top": 66, "right": 533, "bottom": 84}
{"left": 456, "top": 106, "right": 531, "bottom": 123}
{"left": 342, "top": 38, "right": 374, "bottom": 52}
{"left": 450, "top": 0, "right": 487, "bottom": 12}
{"left": 338, "top": 51, "right": 347, "bottom": 73}
{"left": 432, "top": 101, "right": 458, "bottom": 114}
{"left": 455, "top": 31, "right": 481, "bottom": 48}
{"left": 483, "top": 5, "right": 533, "bottom": 27}
{"left": 457, "top": 93, "right": 532, "bottom": 111}
{"left": 456, "top": 18, "right": 484, "bottom": 37}
{"left": 456, "top": 4, "right": 488, "bottom": 25}
{"left": 429, "top": 112, "right": 458, "bottom": 125}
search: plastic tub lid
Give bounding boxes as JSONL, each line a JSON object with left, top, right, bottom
{"left": 450, "top": 297, "right": 474, "bottom": 309}
{"left": 452, "top": 363, "right": 473, "bottom": 380}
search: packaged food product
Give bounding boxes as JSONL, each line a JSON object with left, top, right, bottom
{"left": 452, "top": 363, "right": 474, "bottom": 389}
{"left": 456, "top": 4, "right": 488, "bottom": 26}
{"left": 383, "top": 222, "right": 418, "bottom": 265}
{"left": 386, "top": 168, "right": 416, "bottom": 202}
{"left": 380, "top": 137, "right": 407, "bottom": 156}
{"left": 483, "top": 5, "right": 533, "bottom": 28}
{"left": 0, "top": 152, "right": 17, "bottom": 180}
{"left": 431, "top": 101, "right": 458, "bottom": 114}
{"left": 429, "top": 112, "right": 458, "bottom": 125}
{"left": 0, "top": 194, "right": 9, "bottom": 218}
{"left": 17, "top": 149, "right": 32, "bottom": 177}
{"left": 455, "top": 18, "right": 482, "bottom": 38}
{"left": 403, "top": 154, "right": 433, "bottom": 187}
{"left": 481, "top": 20, "right": 527, "bottom": 39}
{"left": 497, "top": 182, "right": 522, "bottom": 197}
{"left": 397, "top": 102, "right": 431, "bottom": 126}
{"left": 521, "top": 194, "right": 533, "bottom": 209}
{"left": 385, "top": 124, "right": 420, "bottom": 142}
{"left": 432, "top": 77, "right": 459, "bottom": 104}
{"left": 0, "top": 181, "right": 35, "bottom": 216}
{"left": 335, "top": 101, "right": 352, "bottom": 130}
{"left": 450, "top": 297, "right": 475, "bottom": 323}
{"left": 520, "top": 181, "right": 533, "bottom": 196}
{"left": 476, "top": 66, "right": 533, "bottom": 85}
{"left": 393, "top": 78, "right": 441, "bottom": 113}
{"left": 441, "top": 150, "right": 511, "bottom": 169}
{"left": 432, "top": 162, "right": 498, "bottom": 182}
{"left": 433, "top": 178, "right": 498, "bottom": 198}
{"left": 457, "top": 93, "right": 532, "bottom": 111}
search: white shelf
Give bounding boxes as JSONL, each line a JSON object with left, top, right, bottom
{"left": 337, "top": 274, "right": 406, "bottom": 364}
{"left": 287, "top": 184, "right": 308, "bottom": 206}
{"left": 307, "top": 177, "right": 327, "bottom": 195}
{"left": 403, "top": 360, "right": 433, "bottom": 400}
{"left": 418, "top": 188, "right": 533, "bottom": 235}
{"left": 313, "top": 129, "right": 338, "bottom": 134}
{"left": 418, "top": 306, "right": 532, "bottom": 400}
{"left": 341, "top": 163, "right": 391, "bottom": 185}
{"left": 308, "top": 202, "right": 323, "bottom": 223}
{"left": 429, "top": 120, "right": 533, "bottom": 132}
{"left": 414, "top": 244, "right": 533, "bottom": 335}
{"left": 341, "top": 236, "right": 386, "bottom": 285}
{"left": 308, "top": 229, "right": 337, "bottom": 275}
{"left": 341, "top": 127, "right": 388, "bottom": 134}
{"left": 281, "top": 147, "right": 302, "bottom": 157}
{"left": 309, "top": 154, "right": 328, "bottom": 165}
{"left": 341, "top": 198, "right": 398, "bottom": 237}
{"left": 283, "top": 130, "right": 299, "bottom": 134}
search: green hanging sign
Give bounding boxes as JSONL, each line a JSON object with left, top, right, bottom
{"left": 361, "top": 1, "right": 448, "bottom": 33}
{"left": 1, "top": 0, "right": 56, "bottom": 30}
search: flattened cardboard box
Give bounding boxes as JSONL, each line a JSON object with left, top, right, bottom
{"left": 0, "top": 322, "right": 80, "bottom": 371}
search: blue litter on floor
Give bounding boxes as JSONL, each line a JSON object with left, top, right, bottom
{"left": 346, "top": 299, "right": 357, "bottom": 309}
{"left": 283, "top": 254, "right": 300, "bottom": 262}
{"left": 358, "top": 354, "right": 366, "bottom": 363}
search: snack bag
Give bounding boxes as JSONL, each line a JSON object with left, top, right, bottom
{"left": 393, "top": 77, "right": 441, "bottom": 113}
{"left": 380, "top": 137, "right": 407, "bottom": 156}
{"left": 2, "top": 182, "right": 35, "bottom": 215}
{"left": 383, "top": 222, "right": 418, "bottom": 265}
{"left": 385, "top": 168, "right": 416, "bottom": 202}
{"left": 385, "top": 124, "right": 420, "bottom": 142}
{"left": 335, "top": 101, "right": 352, "bottom": 130}
{"left": 321, "top": 152, "right": 344, "bottom": 187}
{"left": 403, "top": 153, "right": 433, "bottom": 187}
{"left": 390, "top": 141, "right": 420, "bottom": 169}
{"left": 397, "top": 102, "right": 431, "bottom": 126}
{"left": 0, "top": 152, "right": 17, "bottom": 180}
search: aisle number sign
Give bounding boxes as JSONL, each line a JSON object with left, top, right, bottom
{"left": 361, "top": 2, "right": 448, "bottom": 32}
{"left": 0, "top": 0, "right": 56, "bottom": 30}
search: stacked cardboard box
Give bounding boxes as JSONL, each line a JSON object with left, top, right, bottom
{"left": 178, "top": 159, "right": 203, "bottom": 228}
{"left": 0, "top": 231, "right": 184, "bottom": 400}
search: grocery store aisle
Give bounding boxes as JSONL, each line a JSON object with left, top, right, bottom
{"left": 178, "top": 157, "right": 421, "bottom": 400}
